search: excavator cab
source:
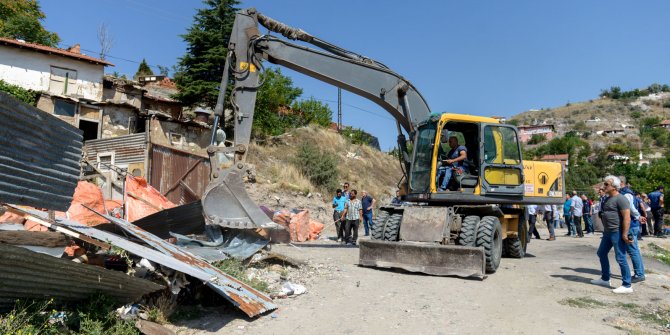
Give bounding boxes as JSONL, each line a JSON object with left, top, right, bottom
{"left": 407, "top": 114, "right": 525, "bottom": 203}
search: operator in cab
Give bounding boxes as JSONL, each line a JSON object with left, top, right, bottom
{"left": 436, "top": 136, "right": 469, "bottom": 191}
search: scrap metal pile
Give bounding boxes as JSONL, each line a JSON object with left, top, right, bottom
{"left": 0, "top": 92, "right": 322, "bottom": 320}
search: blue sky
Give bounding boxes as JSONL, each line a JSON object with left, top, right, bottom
{"left": 41, "top": 0, "right": 670, "bottom": 150}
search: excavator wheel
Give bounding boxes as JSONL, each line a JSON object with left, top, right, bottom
{"left": 476, "top": 216, "right": 503, "bottom": 273}
{"left": 504, "top": 213, "right": 527, "bottom": 258}
{"left": 457, "top": 215, "right": 479, "bottom": 247}
{"left": 383, "top": 213, "right": 402, "bottom": 242}
{"left": 371, "top": 210, "right": 389, "bottom": 240}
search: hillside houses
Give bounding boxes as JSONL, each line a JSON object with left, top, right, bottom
{"left": 0, "top": 38, "right": 213, "bottom": 204}
{"left": 517, "top": 124, "right": 555, "bottom": 143}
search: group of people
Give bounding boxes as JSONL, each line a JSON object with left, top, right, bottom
{"left": 331, "top": 182, "right": 376, "bottom": 246}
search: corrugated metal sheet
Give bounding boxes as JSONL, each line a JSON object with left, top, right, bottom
{"left": 26, "top": 208, "right": 277, "bottom": 318}
{"left": 150, "top": 145, "right": 210, "bottom": 204}
{"left": 132, "top": 201, "right": 206, "bottom": 239}
{"left": 85, "top": 133, "right": 146, "bottom": 165}
{"left": 0, "top": 91, "right": 82, "bottom": 211}
{"left": 107, "top": 214, "right": 276, "bottom": 317}
{"left": 0, "top": 243, "right": 164, "bottom": 311}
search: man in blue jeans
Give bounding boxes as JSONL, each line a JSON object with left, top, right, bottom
{"left": 436, "top": 136, "right": 468, "bottom": 191}
{"left": 360, "top": 190, "right": 376, "bottom": 236}
{"left": 591, "top": 175, "right": 634, "bottom": 294}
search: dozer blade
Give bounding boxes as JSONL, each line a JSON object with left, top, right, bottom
{"left": 358, "top": 239, "right": 486, "bottom": 278}
{"left": 202, "top": 166, "right": 282, "bottom": 230}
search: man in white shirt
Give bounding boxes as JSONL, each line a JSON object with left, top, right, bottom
{"left": 527, "top": 204, "right": 541, "bottom": 242}
{"left": 541, "top": 204, "right": 555, "bottom": 241}
{"left": 570, "top": 191, "right": 584, "bottom": 238}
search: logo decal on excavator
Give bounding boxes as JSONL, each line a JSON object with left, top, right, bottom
{"left": 239, "top": 62, "right": 257, "bottom": 72}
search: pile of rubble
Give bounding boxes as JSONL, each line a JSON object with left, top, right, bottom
{"left": 0, "top": 91, "right": 326, "bottom": 331}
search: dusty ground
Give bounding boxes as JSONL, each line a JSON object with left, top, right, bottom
{"left": 170, "top": 226, "right": 670, "bottom": 335}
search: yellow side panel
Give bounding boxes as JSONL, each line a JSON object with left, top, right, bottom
{"left": 523, "top": 160, "right": 564, "bottom": 198}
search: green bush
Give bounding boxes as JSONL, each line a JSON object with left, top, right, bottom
{"left": 0, "top": 79, "right": 39, "bottom": 105}
{"left": 527, "top": 134, "right": 546, "bottom": 145}
{"left": 293, "top": 143, "right": 339, "bottom": 191}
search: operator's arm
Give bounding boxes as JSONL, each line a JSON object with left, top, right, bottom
{"left": 661, "top": 194, "right": 665, "bottom": 208}
{"left": 447, "top": 149, "right": 467, "bottom": 165}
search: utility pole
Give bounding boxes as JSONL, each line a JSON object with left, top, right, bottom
{"left": 337, "top": 88, "right": 342, "bottom": 131}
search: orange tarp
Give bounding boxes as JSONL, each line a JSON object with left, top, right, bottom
{"left": 125, "top": 176, "right": 175, "bottom": 222}
{"left": 66, "top": 181, "right": 108, "bottom": 226}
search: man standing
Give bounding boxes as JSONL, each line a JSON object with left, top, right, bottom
{"left": 360, "top": 190, "right": 376, "bottom": 236}
{"left": 564, "top": 194, "right": 574, "bottom": 236}
{"left": 648, "top": 186, "right": 665, "bottom": 238}
{"left": 619, "top": 180, "right": 646, "bottom": 282}
{"left": 591, "top": 175, "right": 634, "bottom": 294}
{"left": 342, "top": 182, "right": 351, "bottom": 199}
{"left": 341, "top": 189, "right": 363, "bottom": 246}
{"left": 332, "top": 189, "right": 347, "bottom": 242}
{"left": 542, "top": 204, "right": 555, "bottom": 241}
{"left": 570, "top": 191, "right": 584, "bottom": 238}
{"left": 582, "top": 194, "right": 594, "bottom": 235}
{"left": 391, "top": 190, "right": 402, "bottom": 205}
{"left": 526, "top": 204, "right": 541, "bottom": 241}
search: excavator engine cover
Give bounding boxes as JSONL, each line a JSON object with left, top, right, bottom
{"left": 359, "top": 240, "right": 486, "bottom": 278}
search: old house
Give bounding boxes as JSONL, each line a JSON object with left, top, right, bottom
{"left": 655, "top": 120, "right": 670, "bottom": 130}
{"left": 83, "top": 76, "right": 212, "bottom": 203}
{"left": 517, "top": 124, "right": 555, "bottom": 143}
{"left": 0, "top": 38, "right": 113, "bottom": 140}
{"left": 540, "top": 154, "right": 569, "bottom": 172}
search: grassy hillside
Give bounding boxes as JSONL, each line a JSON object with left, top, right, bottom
{"left": 510, "top": 92, "right": 670, "bottom": 154}
{"left": 247, "top": 125, "right": 402, "bottom": 201}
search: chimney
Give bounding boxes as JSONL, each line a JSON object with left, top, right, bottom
{"left": 67, "top": 44, "right": 81, "bottom": 54}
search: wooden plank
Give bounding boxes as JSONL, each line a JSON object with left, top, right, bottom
{"left": 3, "top": 205, "right": 111, "bottom": 250}
{"left": 0, "top": 231, "right": 69, "bottom": 247}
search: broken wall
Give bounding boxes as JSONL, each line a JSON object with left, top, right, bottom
{"left": 149, "top": 118, "right": 209, "bottom": 155}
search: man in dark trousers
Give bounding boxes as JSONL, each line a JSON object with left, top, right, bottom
{"left": 332, "top": 189, "right": 347, "bottom": 242}
{"left": 360, "top": 190, "right": 376, "bottom": 236}
{"left": 340, "top": 189, "right": 363, "bottom": 246}
{"left": 591, "top": 175, "right": 634, "bottom": 294}
{"left": 648, "top": 186, "right": 665, "bottom": 238}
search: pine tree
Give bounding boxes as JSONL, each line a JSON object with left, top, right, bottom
{"left": 173, "top": 0, "right": 240, "bottom": 107}
{"left": 134, "top": 59, "right": 153, "bottom": 79}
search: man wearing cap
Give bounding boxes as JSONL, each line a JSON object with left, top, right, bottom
{"left": 648, "top": 186, "right": 665, "bottom": 238}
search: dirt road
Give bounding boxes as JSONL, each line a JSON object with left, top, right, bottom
{"left": 173, "top": 228, "right": 670, "bottom": 335}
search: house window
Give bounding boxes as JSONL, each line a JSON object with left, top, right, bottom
{"left": 54, "top": 99, "right": 76, "bottom": 117}
{"left": 49, "top": 66, "right": 78, "bottom": 95}
{"left": 169, "top": 133, "right": 183, "bottom": 146}
{"left": 97, "top": 152, "right": 114, "bottom": 172}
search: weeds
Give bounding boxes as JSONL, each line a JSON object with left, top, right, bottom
{"left": 647, "top": 243, "right": 670, "bottom": 266}
{"left": 214, "top": 258, "right": 271, "bottom": 293}
{"left": 293, "top": 143, "right": 339, "bottom": 191}
{"left": 559, "top": 297, "right": 606, "bottom": 308}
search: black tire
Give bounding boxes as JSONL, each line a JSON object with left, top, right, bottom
{"left": 458, "top": 215, "right": 479, "bottom": 247}
{"left": 371, "top": 210, "right": 390, "bottom": 240}
{"left": 505, "top": 213, "right": 527, "bottom": 258}
{"left": 383, "top": 213, "right": 402, "bottom": 241}
{"left": 476, "top": 216, "right": 503, "bottom": 274}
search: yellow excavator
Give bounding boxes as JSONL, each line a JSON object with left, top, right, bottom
{"left": 201, "top": 8, "right": 565, "bottom": 278}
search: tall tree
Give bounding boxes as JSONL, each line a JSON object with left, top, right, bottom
{"left": 0, "top": 0, "right": 60, "bottom": 47}
{"left": 173, "top": 0, "right": 239, "bottom": 107}
{"left": 134, "top": 59, "right": 153, "bottom": 78}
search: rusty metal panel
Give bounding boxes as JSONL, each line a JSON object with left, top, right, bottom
{"left": 84, "top": 133, "right": 146, "bottom": 165}
{"left": 0, "top": 91, "right": 82, "bottom": 211}
{"left": 0, "top": 243, "right": 164, "bottom": 311}
{"left": 25, "top": 208, "right": 277, "bottom": 318}
{"left": 398, "top": 206, "right": 449, "bottom": 242}
{"left": 132, "top": 201, "right": 206, "bottom": 239}
{"left": 150, "top": 145, "right": 210, "bottom": 204}
{"left": 358, "top": 239, "right": 486, "bottom": 278}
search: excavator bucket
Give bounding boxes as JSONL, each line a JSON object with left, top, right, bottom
{"left": 358, "top": 240, "right": 486, "bottom": 278}
{"left": 201, "top": 166, "right": 280, "bottom": 230}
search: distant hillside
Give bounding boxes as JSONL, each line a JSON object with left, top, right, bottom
{"left": 509, "top": 90, "right": 670, "bottom": 154}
